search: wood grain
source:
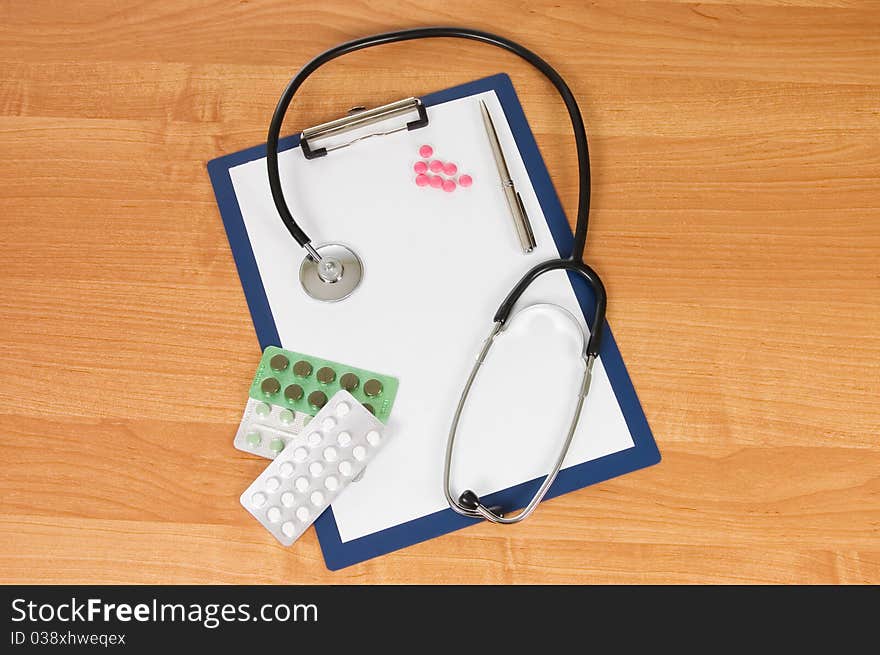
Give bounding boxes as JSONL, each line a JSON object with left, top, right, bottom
{"left": 0, "top": 0, "right": 877, "bottom": 584}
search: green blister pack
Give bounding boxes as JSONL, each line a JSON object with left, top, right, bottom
{"left": 249, "top": 346, "right": 399, "bottom": 423}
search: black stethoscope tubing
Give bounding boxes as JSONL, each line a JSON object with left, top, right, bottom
{"left": 265, "top": 26, "right": 606, "bottom": 356}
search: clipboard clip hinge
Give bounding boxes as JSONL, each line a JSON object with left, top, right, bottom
{"left": 300, "top": 97, "right": 429, "bottom": 160}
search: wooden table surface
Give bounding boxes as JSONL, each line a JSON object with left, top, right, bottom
{"left": 1, "top": 0, "right": 877, "bottom": 585}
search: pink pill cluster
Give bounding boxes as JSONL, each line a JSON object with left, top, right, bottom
{"left": 413, "top": 145, "right": 473, "bottom": 192}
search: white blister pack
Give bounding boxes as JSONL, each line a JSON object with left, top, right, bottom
{"left": 234, "top": 398, "right": 314, "bottom": 459}
{"left": 240, "top": 390, "right": 389, "bottom": 546}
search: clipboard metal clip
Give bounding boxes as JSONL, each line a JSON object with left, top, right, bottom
{"left": 300, "top": 97, "right": 429, "bottom": 159}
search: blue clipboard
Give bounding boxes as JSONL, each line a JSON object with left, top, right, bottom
{"left": 208, "top": 73, "right": 660, "bottom": 570}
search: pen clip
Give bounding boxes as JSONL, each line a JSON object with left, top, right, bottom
{"left": 515, "top": 192, "right": 537, "bottom": 252}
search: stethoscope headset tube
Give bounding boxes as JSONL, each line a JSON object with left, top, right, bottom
{"left": 444, "top": 303, "right": 597, "bottom": 524}
{"left": 266, "top": 26, "right": 607, "bottom": 524}
{"left": 444, "top": 261, "right": 606, "bottom": 524}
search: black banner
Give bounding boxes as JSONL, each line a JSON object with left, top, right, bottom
{"left": 1, "top": 586, "right": 874, "bottom": 651}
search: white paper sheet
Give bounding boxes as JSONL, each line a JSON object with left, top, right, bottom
{"left": 229, "top": 90, "right": 634, "bottom": 542}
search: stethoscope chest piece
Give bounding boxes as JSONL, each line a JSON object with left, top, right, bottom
{"left": 299, "top": 242, "right": 364, "bottom": 302}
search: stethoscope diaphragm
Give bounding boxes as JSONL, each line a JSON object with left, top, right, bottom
{"left": 299, "top": 242, "right": 364, "bottom": 302}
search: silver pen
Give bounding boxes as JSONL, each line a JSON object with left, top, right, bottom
{"left": 479, "top": 99, "right": 537, "bottom": 253}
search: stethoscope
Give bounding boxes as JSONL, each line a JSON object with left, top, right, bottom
{"left": 266, "top": 27, "right": 606, "bottom": 525}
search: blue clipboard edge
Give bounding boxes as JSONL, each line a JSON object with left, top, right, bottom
{"left": 207, "top": 73, "right": 660, "bottom": 571}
